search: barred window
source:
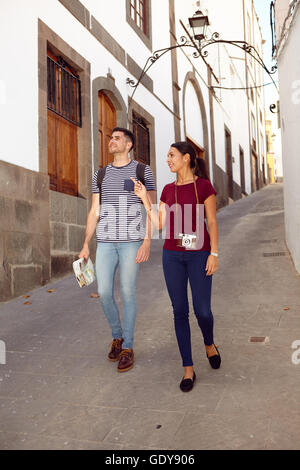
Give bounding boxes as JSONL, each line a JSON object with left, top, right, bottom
{"left": 47, "top": 50, "right": 79, "bottom": 196}
{"left": 47, "top": 53, "right": 82, "bottom": 127}
{"left": 130, "top": 0, "right": 147, "bottom": 35}
{"left": 132, "top": 112, "right": 150, "bottom": 165}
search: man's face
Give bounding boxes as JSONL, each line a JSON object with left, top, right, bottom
{"left": 108, "top": 131, "right": 132, "bottom": 154}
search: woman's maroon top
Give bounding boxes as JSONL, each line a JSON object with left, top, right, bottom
{"left": 160, "top": 177, "right": 217, "bottom": 252}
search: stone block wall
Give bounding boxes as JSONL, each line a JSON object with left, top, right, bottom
{"left": 49, "top": 191, "right": 94, "bottom": 277}
{"left": 0, "top": 162, "right": 93, "bottom": 301}
{"left": 0, "top": 161, "right": 51, "bottom": 301}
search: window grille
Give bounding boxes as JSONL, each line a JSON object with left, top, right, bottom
{"left": 47, "top": 56, "right": 82, "bottom": 127}
{"left": 133, "top": 112, "right": 150, "bottom": 165}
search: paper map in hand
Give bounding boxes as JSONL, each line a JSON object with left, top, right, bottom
{"left": 73, "top": 258, "right": 96, "bottom": 288}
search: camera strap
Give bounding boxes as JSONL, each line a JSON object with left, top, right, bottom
{"left": 174, "top": 176, "right": 200, "bottom": 237}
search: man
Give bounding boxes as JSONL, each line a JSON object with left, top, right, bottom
{"left": 79, "top": 127, "right": 156, "bottom": 372}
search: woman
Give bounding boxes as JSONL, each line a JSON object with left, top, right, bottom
{"left": 131, "top": 141, "right": 221, "bottom": 392}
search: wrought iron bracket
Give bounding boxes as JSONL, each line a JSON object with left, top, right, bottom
{"left": 270, "top": 103, "right": 280, "bottom": 114}
{"left": 126, "top": 31, "right": 278, "bottom": 113}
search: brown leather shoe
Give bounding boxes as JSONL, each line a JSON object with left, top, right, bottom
{"left": 108, "top": 338, "right": 123, "bottom": 362}
{"left": 117, "top": 349, "right": 134, "bottom": 373}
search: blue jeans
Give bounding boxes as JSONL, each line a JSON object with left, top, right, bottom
{"left": 95, "top": 241, "right": 143, "bottom": 350}
{"left": 162, "top": 249, "right": 214, "bottom": 367}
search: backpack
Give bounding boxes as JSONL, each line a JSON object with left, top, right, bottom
{"left": 97, "top": 162, "right": 146, "bottom": 204}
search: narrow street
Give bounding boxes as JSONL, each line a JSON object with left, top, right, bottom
{"left": 0, "top": 183, "right": 299, "bottom": 450}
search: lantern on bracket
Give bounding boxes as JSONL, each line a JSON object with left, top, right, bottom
{"left": 188, "top": 9, "right": 210, "bottom": 43}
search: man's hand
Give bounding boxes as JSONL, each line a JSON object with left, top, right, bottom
{"left": 78, "top": 243, "right": 90, "bottom": 262}
{"left": 136, "top": 240, "right": 151, "bottom": 264}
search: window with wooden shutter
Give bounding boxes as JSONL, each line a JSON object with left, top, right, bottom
{"left": 132, "top": 112, "right": 150, "bottom": 165}
{"left": 47, "top": 50, "right": 81, "bottom": 196}
{"left": 126, "top": 0, "right": 152, "bottom": 49}
{"left": 130, "top": 0, "right": 147, "bottom": 35}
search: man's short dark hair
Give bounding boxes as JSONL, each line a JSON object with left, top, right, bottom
{"left": 112, "top": 127, "right": 135, "bottom": 152}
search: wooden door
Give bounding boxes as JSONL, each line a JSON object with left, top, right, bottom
{"left": 252, "top": 152, "right": 258, "bottom": 191}
{"left": 239, "top": 146, "right": 245, "bottom": 194}
{"left": 186, "top": 137, "right": 210, "bottom": 180}
{"left": 187, "top": 137, "right": 205, "bottom": 160}
{"left": 225, "top": 129, "right": 233, "bottom": 199}
{"left": 98, "top": 92, "right": 116, "bottom": 168}
{"left": 47, "top": 110, "right": 78, "bottom": 196}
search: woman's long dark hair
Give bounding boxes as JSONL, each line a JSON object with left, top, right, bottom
{"left": 171, "top": 141, "right": 210, "bottom": 180}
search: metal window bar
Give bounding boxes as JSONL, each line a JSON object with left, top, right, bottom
{"left": 47, "top": 56, "right": 82, "bottom": 127}
{"left": 133, "top": 114, "right": 150, "bottom": 165}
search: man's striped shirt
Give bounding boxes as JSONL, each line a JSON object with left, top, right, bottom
{"left": 92, "top": 159, "right": 156, "bottom": 243}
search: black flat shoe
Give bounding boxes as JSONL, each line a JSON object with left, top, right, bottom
{"left": 207, "top": 344, "right": 221, "bottom": 369}
{"left": 179, "top": 372, "right": 196, "bottom": 392}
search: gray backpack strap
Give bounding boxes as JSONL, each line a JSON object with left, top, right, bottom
{"left": 97, "top": 166, "right": 107, "bottom": 204}
{"left": 136, "top": 162, "right": 146, "bottom": 186}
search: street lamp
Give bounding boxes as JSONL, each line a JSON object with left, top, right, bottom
{"left": 188, "top": 9, "right": 210, "bottom": 43}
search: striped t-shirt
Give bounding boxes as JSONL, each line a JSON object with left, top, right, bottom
{"left": 92, "top": 159, "right": 156, "bottom": 243}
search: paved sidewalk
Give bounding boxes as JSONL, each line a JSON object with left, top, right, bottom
{"left": 0, "top": 183, "right": 300, "bottom": 450}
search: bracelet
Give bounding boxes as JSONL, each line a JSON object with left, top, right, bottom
{"left": 210, "top": 252, "right": 219, "bottom": 257}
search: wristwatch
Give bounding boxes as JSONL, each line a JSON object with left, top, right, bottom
{"left": 210, "top": 252, "right": 219, "bottom": 257}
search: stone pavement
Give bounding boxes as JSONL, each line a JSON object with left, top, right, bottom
{"left": 0, "top": 183, "right": 300, "bottom": 450}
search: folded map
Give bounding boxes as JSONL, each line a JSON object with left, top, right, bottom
{"left": 73, "top": 257, "right": 96, "bottom": 288}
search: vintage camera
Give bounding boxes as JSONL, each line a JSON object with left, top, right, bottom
{"left": 177, "top": 233, "right": 198, "bottom": 250}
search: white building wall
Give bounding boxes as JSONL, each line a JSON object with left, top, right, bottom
{"left": 0, "top": 0, "right": 40, "bottom": 171}
{"left": 273, "top": 131, "right": 283, "bottom": 181}
{"left": 275, "top": 0, "right": 293, "bottom": 39}
{"left": 81, "top": 0, "right": 174, "bottom": 116}
{"left": 275, "top": 0, "right": 300, "bottom": 273}
{"left": 81, "top": 0, "right": 173, "bottom": 112}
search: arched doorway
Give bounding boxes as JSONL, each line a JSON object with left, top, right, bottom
{"left": 98, "top": 91, "right": 116, "bottom": 168}
{"left": 183, "top": 72, "right": 210, "bottom": 177}
{"left": 93, "top": 75, "right": 127, "bottom": 171}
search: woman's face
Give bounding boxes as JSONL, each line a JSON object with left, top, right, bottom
{"left": 167, "top": 147, "right": 189, "bottom": 173}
